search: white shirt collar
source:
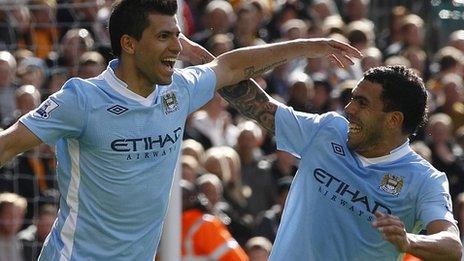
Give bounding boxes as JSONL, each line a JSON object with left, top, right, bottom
{"left": 101, "top": 59, "right": 158, "bottom": 106}
{"left": 355, "top": 139, "right": 412, "bottom": 167}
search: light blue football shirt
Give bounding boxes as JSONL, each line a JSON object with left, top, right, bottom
{"left": 270, "top": 105, "right": 456, "bottom": 261}
{"left": 19, "top": 59, "right": 216, "bottom": 260}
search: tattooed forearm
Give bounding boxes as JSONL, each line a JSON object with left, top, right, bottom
{"left": 218, "top": 80, "right": 277, "bottom": 134}
{"left": 243, "top": 59, "right": 287, "bottom": 79}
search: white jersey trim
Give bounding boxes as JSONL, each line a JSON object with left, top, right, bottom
{"left": 101, "top": 59, "right": 158, "bottom": 107}
{"left": 59, "top": 139, "right": 81, "bottom": 261}
{"left": 356, "top": 139, "right": 412, "bottom": 167}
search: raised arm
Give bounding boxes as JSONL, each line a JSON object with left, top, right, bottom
{"left": 209, "top": 38, "right": 362, "bottom": 88}
{"left": 178, "top": 37, "right": 361, "bottom": 134}
{"left": 0, "top": 122, "right": 42, "bottom": 167}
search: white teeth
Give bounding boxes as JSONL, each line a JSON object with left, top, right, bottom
{"left": 349, "top": 123, "right": 361, "bottom": 133}
{"left": 162, "top": 58, "right": 177, "bottom": 62}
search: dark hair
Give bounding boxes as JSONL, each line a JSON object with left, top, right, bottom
{"left": 363, "top": 65, "right": 427, "bottom": 136}
{"left": 109, "top": 0, "right": 178, "bottom": 57}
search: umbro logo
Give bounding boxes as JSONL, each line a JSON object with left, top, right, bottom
{"left": 107, "top": 105, "right": 129, "bottom": 115}
{"left": 331, "top": 142, "right": 345, "bottom": 156}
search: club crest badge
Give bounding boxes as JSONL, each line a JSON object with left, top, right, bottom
{"left": 34, "top": 98, "right": 59, "bottom": 119}
{"left": 379, "top": 174, "right": 404, "bottom": 196}
{"left": 162, "top": 91, "right": 179, "bottom": 115}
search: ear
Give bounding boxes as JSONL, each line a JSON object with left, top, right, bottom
{"left": 387, "top": 111, "right": 404, "bottom": 130}
{"left": 120, "top": 34, "right": 136, "bottom": 55}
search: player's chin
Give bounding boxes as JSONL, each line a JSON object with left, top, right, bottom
{"left": 159, "top": 76, "right": 173, "bottom": 85}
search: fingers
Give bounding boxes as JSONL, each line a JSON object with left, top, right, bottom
{"left": 329, "top": 53, "right": 355, "bottom": 68}
{"left": 329, "top": 40, "right": 363, "bottom": 59}
{"left": 372, "top": 211, "right": 409, "bottom": 252}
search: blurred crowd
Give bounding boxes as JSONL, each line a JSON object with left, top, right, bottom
{"left": 0, "top": 0, "right": 464, "bottom": 260}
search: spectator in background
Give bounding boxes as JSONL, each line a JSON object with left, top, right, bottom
{"left": 47, "top": 28, "right": 94, "bottom": 76}
{"left": 197, "top": 173, "right": 223, "bottom": 211}
{"left": 308, "top": 0, "right": 338, "bottom": 28}
{"left": 435, "top": 73, "right": 464, "bottom": 134}
{"left": 0, "top": 51, "right": 17, "bottom": 128}
{"left": 245, "top": 236, "right": 272, "bottom": 261}
{"left": 191, "top": 0, "right": 235, "bottom": 47}
{"left": 233, "top": 3, "right": 266, "bottom": 48}
{"left": 14, "top": 84, "right": 55, "bottom": 222}
{"left": 410, "top": 140, "right": 433, "bottom": 163}
{"left": 448, "top": 30, "right": 464, "bottom": 53}
{"left": 16, "top": 56, "right": 47, "bottom": 90}
{"left": 18, "top": 204, "right": 57, "bottom": 261}
{"left": 181, "top": 179, "right": 248, "bottom": 261}
{"left": 267, "top": 150, "right": 297, "bottom": 183}
{"left": 207, "top": 33, "right": 234, "bottom": 57}
{"left": 401, "top": 46, "right": 427, "bottom": 77}
{"left": 181, "top": 155, "right": 201, "bottom": 184}
{"left": 29, "top": 0, "right": 59, "bottom": 58}
{"left": 253, "top": 176, "right": 291, "bottom": 243}
{"left": 1, "top": 6, "right": 34, "bottom": 52}
{"left": 15, "top": 84, "right": 41, "bottom": 120}
{"left": 181, "top": 139, "right": 205, "bottom": 164}
{"left": 235, "top": 121, "right": 276, "bottom": 217}
{"left": 360, "top": 47, "right": 383, "bottom": 72}
{"left": 377, "top": 6, "right": 408, "bottom": 52}
{"left": 386, "top": 14, "right": 424, "bottom": 57}
{"left": 286, "top": 72, "right": 313, "bottom": 112}
{"left": 77, "top": 51, "right": 105, "bottom": 78}
{"left": 0, "top": 192, "right": 27, "bottom": 261}
{"left": 426, "top": 113, "right": 464, "bottom": 199}
{"left": 190, "top": 93, "right": 239, "bottom": 148}
{"left": 342, "top": 0, "right": 374, "bottom": 28}
{"left": 43, "top": 67, "right": 68, "bottom": 98}
{"left": 203, "top": 146, "right": 253, "bottom": 245}
{"left": 307, "top": 74, "right": 333, "bottom": 114}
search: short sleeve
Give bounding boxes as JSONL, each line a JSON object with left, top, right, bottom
{"left": 275, "top": 105, "right": 340, "bottom": 158}
{"left": 176, "top": 65, "right": 216, "bottom": 113}
{"left": 416, "top": 171, "right": 456, "bottom": 228}
{"left": 19, "top": 78, "right": 87, "bottom": 145}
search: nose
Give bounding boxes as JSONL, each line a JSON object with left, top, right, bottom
{"left": 171, "top": 37, "right": 182, "bottom": 54}
{"left": 344, "top": 100, "right": 355, "bottom": 117}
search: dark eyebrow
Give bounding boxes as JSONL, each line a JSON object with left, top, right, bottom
{"left": 351, "top": 95, "right": 370, "bottom": 105}
{"left": 157, "top": 29, "right": 181, "bottom": 36}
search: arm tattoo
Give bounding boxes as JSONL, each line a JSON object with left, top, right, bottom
{"left": 244, "top": 59, "right": 287, "bottom": 78}
{"left": 218, "top": 80, "right": 277, "bottom": 134}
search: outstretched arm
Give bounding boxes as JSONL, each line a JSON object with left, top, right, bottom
{"left": 210, "top": 38, "right": 362, "bottom": 89}
{"left": 0, "top": 122, "right": 42, "bottom": 167}
{"left": 373, "top": 211, "right": 462, "bottom": 260}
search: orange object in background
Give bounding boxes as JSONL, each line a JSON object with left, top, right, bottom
{"left": 403, "top": 253, "right": 422, "bottom": 261}
{"left": 182, "top": 209, "right": 249, "bottom": 261}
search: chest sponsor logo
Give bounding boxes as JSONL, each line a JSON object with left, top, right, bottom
{"left": 107, "top": 105, "right": 129, "bottom": 115}
{"left": 34, "top": 98, "right": 59, "bottom": 119}
{"left": 162, "top": 91, "right": 179, "bottom": 115}
{"left": 110, "top": 126, "right": 182, "bottom": 161}
{"left": 314, "top": 168, "right": 391, "bottom": 222}
{"left": 379, "top": 174, "right": 404, "bottom": 196}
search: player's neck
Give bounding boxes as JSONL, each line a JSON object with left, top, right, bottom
{"left": 114, "top": 60, "right": 155, "bottom": 98}
{"left": 357, "top": 135, "right": 409, "bottom": 158}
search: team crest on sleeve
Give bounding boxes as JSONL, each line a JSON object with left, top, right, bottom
{"left": 162, "top": 91, "right": 179, "bottom": 115}
{"left": 379, "top": 174, "right": 404, "bottom": 196}
{"left": 34, "top": 98, "right": 59, "bottom": 119}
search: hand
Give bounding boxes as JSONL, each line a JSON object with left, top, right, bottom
{"left": 372, "top": 211, "right": 411, "bottom": 252}
{"left": 178, "top": 34, "right": 215, "bottom": 65}
{"left": 306, "top": 38, "right": 363, "bottom": 68}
